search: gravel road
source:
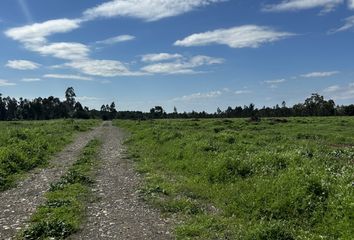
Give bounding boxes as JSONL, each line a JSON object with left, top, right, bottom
{"left": 71, "top": 122, "right": 171, "bottom": 240}
{"left": 0, "top": 122, "right": 171, "bottom": 240}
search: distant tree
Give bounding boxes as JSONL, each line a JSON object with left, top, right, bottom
{"left": 281, "top": 101, "right": 286, "bottom": 108}
{"left": 150, "top": 106, "right": 165, "bottom": 118}
{"left": 343, "top": 105, "right": 354, "bottom": 116}
{"left": 226, "top": 106, "right": 233, "bottom": 117}
{"left": 216, "top": 107, "right": 222, "bottom": 115}
{"left": 303, "top": 93, "right": 335, "bottom": 116}
{"left": 109, "top": 102, "right": 117, "bottom": 119}
{"left": 65, "top": 87, "right": 76, "bottom": 117}
{"left": 0, "top": 94, "right": 7, "bottom": 120}
{"left": 171, "top": 106, "right": 178, "bottom": 118}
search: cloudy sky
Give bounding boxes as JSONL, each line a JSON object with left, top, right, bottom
{"left": 0, "top": 0, "right": 353, "bottom": 112}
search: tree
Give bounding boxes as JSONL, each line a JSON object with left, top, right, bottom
{"left": 226, "top": 106, "right": 233, "bottom": 117}
{"left": 281, "top": 101, "right": 286, "bottom": 108}
{"left": 150, "top": 106, "right": 165, "bottom": 118}
{"left": 0, "top": 94, "right": 6, "bottom": 120}
{"left": 304, "top": 93, "right": 335, "bottom": 116}
{"left": 109, "top": 102, "right": 117, "bottom": 119}
{"left": 65, "top": 87, "right": 76, "bottom": 117}
{"left": 216, "top": 107, "right": 222, "bottom": 115}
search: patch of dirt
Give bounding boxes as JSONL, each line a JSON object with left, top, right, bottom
{"left": 0, "top": 125, "right": 103, "bottom": 240}
{"left": 71, "top": 122, "right": 171, "bottom": 240}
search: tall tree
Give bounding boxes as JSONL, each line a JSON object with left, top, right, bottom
{"left": 65, "top": 87, "right": 76, "bottom": 117}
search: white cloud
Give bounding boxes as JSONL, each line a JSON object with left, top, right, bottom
{"left": 5, "top": 19, "right": 80, "bottom": 45}
{"left": 83, "top": 0, "right": 225, "bottom": 22}
{"left": 21, "top": 78, "right": 41, "bottom": 82}
{"left": 76, "top": 96, "right": 104, "bottom": 101}
{"left": 141, "top": 53, "right": 183, "bottom": 62}
{"left": 66, "top": 59, "right": 141, "bottom": 77}
{"left": 6, "top": 60, "right": 41, "bottom": 70}
{"left": 262, "top": 0, "right": 343, "bottom": 14}
{"left": 142, "top": 62, "right": 195, "bottom": 74}
{"left": 43, "top": 74, "right": 93, "bottom": 81}
{"left": 96, "top": 35, "right": 135, "bottom": 45}
{"left": 0, "top": 79, "right": 16, "bottom": 86}
{"left": 235, "top": 90, "right": 252, "bottom": 95}
{"left": 350, "top": 0, "right": 354, "bottom": 9}
{"left": 323, "top": 85, "right": 340, "bottom": 92}
{"left": 301, "top": 71, "right": 339, "bottom": 78}
{"left": 31, "top": 42, "right": 90, "bottom": 60}
{"left": 329, "top": 16, "right": 354, "bottom": 33}
{"left": 174, "top": 25, "right": 295, "bottom": 48}
{"left": 189, "top": 55, "right": 224, "bottom": 65}
{"left": 5, "top": 19, "right": 89, "bottom": 61}
{"left": 172, "top": 90, "right": 223, "bottom": 102}
{"left": 141, "top": 55, "right": 224, "bottom": 74}
{"left": 322, "top": 83, "right": 354, "bottom": 99}
{"left": 264, "top": 78, "right": 286, "bottom": 84}
{"left": 263, "top": 79, "right": 286, "bottom": 89}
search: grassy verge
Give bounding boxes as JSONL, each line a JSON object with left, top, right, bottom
{"left": 115, "top": 117, "right": 354, "bottom": 239}
{"left": 0, "top": 119, "right": 99, "bottom": 191}
{"left": 21, "top": 138, "right": 101, "bottom": 240}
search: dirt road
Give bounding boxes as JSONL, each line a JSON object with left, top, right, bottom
{"left": 71, "top": 122, "right": 171, "bottom": 239}
{"left": 0, "top": 122, "right": 171, "bottom": 239}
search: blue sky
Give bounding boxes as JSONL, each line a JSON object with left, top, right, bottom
{"left": 0, "top": 0, "right": 353, "bottom": 112}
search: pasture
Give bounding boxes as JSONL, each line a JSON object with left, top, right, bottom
{"left": 116, "top": 117, "right": 354, "bottom": 239}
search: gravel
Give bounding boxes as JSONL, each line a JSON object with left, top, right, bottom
{"left": 71, "top": 122, "right": 171, "bottom": 240}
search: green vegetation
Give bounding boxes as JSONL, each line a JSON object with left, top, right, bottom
{"left": 115, "top": 117, "right": 354, "bottom": 239}
{"left": 0, "top": 119, "right": 98, "bottom": 191}
{"left": 22, "top": 139, "right": 101, "bottom": 239}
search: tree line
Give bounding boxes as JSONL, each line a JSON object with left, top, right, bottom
{"left": 1, "top": 88, "right": 353, "bottom": 121}
{"left": 118, "top": 93, "right": 354, "bottom": 119}
{"left": 0, "top": 87, "right": 117, "bottom": 121}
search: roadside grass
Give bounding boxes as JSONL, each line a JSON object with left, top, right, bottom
{"left": 0, "top": 119, "right": 99, "bottom": 191}
{"left": 115, "top": 117, "right": 354, "bottom": 239}
{"left": 21, "top": 138, "right": 101, "bottom": 240}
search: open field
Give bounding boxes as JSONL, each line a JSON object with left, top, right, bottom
{"left": 0, "top": 119, "right": 99, "bottom": 191}
{"left": 116, "top": 117, "right": 354, "bottom": 239}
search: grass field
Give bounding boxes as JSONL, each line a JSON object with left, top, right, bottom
{"left": 0, "top": 119, "right": 98, "bottom": 191}
{"left": 115, "top": 117, "right": 354, "bottom": 239}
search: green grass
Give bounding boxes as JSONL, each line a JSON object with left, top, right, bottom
{"left": 115, "top": 117, "right": 354, "bottom": 240}
{"left": 0, "top": 119, "right": 99, "bottom": 191}
{"left": 22, "top": 138, "right": 101, "bottom": 240}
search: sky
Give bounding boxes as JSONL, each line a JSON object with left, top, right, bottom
{"left": 0, "top": 0, "right": 353, "bottom": 113}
